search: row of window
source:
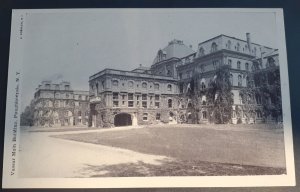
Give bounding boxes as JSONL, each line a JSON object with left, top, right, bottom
{"left": 110, "top": 80, "right": 173, "bottom": 92}
{"left": 179, "top": 60, "right": 250, "bottom": 80}
{"left": 228, "top": 59, "right": 250, "bottom": 71}
{"left": 232, "top": 110, "right": 262, "bottom": 119}
{"left": 112, "top": 93, "right": 173, "bottom": 109}
{"left": 198, "top": 41, "right": 258, "bottom": 57}
{"left": 44, "top": 84, "right": 70, "bottom": 91}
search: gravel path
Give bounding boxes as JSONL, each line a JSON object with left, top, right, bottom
{"left": 18, "top": 126, "right": 171, "bottom": 178}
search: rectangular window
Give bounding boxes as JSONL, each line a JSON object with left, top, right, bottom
{"left": 128, "top": 93, "right": 134, "bottom": 100}
{"left": 143, "top": 113, "right": 148, "bottom": 121}
{"left": 113, "top": 101, "right": 119, "bottom": 107}
{"left": 128, "top": 101, "right": 134, "bottom": 107}
{"left": 142, "top": 101, "right": 147, "bottom": 108}
{"left": 179, "top": 84, "right": 184, "bottom": 93}
{"left": 156, "top": 113, "right": 161, "bottom": 120}
{"left": 155, "top": 102, "right": 160, "bottom": 108}
{"left": 142, "top": 94, "right": 147, "bottom": 100}
{"left": 155, "top": 95, "right": 160, "bottom": 101}
{"left": 113, "top": 92, "right": 119, "bottom": 100}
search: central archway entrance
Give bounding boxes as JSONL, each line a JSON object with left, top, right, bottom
{"left": 114, "top": 113, "right": 132, "bottom": 127}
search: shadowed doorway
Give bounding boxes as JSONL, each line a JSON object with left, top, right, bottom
{"left": 114, "top": 113, "right": 132, "bottom": 127}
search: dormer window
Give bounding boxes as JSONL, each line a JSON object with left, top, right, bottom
{"left": 236, "top": 43, "right": 240, "bottom": 51}
{"left": 65, "top": 85, "right": 70, "bottom": 90}
{"left": 267, "top": 57, "right": 276, "bottom": 67}
{"left": 45, "top": 84, "right": 50, "bottom": 89}
{"left": 198, "top": 47, "right": 205, "bottom": 56}
{"left": 227, "top": 40, "right": 231, "bottom": 50}
{"left": 167, "top": 70, "right": 172, "bottom": 76}
{"left": 211, "top": 42, "right": 218, "bottom": 52}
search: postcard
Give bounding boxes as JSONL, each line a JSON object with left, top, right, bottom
{"left": 2, "top": 8, "right": 295, "bottom": 188}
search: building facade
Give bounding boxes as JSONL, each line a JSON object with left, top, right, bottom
{"left": 32, "top": 81, "right": 90, "bottom": 127}
{"left": 89, "top": 33, "right": 281, "bottom": 128}
{"left": 29, "top": 33, "right": 281, "bottom": 128}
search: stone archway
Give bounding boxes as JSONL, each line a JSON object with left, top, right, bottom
{"left": 114, "top": 113, "right": 132, "bottom": 127}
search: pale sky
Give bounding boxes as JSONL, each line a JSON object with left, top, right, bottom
{"left": 20, "top": 9, "right": 279, "bottom": 110}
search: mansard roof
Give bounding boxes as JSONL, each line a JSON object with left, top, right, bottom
{"left": 152, "top": 39, "right": 195, "bottom": 65}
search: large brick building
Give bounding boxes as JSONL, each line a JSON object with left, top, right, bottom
{"left": 32, "top": 81, "right": 90, "bottom": 127}
{"left": 89, "top": 33, "right": 281, "bottom": 127}
{"left": 29, "top": 33, "right": 281, "bottom": 128}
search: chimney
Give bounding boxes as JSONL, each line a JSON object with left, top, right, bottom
{"left": 189, "top": 45, "right": 193, "bottom": 49}
{"left": 246, "top": 33, "right": 252, "bottom": 53}
{"left": 139, "top": 64, "right": 142, "bottom": 67}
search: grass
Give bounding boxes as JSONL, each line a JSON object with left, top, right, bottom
{"left": 83, "top": 160, "right": 285, "bottom": 177}
{"left": 53, "top": 124, "right": 286, "bottom": 176}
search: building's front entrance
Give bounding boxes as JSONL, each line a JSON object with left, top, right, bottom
{"left": 114, "top": 113, "right": 132, "bottom": 127}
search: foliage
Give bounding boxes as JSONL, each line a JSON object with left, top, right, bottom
{"left": 188, "top": 66, "right": 232, "bottom": 124}
{"left": 20, "top": 102, "right": 34, "bottom": 126}
{"left": 206, "top": 66, "right": 233, "bottom": 124}
{"left": 240, "top": 67, "right": 282, "bottom": 122}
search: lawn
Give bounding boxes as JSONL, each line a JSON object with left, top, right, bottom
{"left": 53, "top": 124, "right": 286, "bottom": 176}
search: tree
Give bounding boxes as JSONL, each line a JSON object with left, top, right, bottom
{"left": 206, "top": 66, "right": 233, "bottom": 124}
{"left": 240, "top": 73, "right": 257, "bottom": 123}
{"left": 20, "top": 102, "right": 34, "bottom": 126}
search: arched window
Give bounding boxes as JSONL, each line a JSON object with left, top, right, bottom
{"left": 167, "top": 70, "right": 172, "bottom": 76}
{"left": 199, "top": 47, "right": 205, "bottom": 56}
{"left": 168, "top": 99, "right": 172, "bottom": 108}
{"left": 256, "top": 94, "right": 262, "bottom": 104}
{"left": 157, "top": 50, "right": 163, "bottom": 62}
{"left": 268, "top": 57, "right": 276, "bottom": 67}
{"left": 101, "top": 80, "right": 105, "bottom": 89}
{"left": 142, "top": 82, "right": 147, "bottom": 89}
{"left": 128, "top": 81, "right": 134, "bottom": 88}
{"left": 96, "top": 83, "right": 99, "bottom": 94}
{"left": 245, "top": 63, "right": 249, "bottom": 71}
{"left": 237, "top": 61, "right": 241, "bottom": 70}
{"left": 211, "top": 42, "right": 218, "bottom": 52}
{"left": 238, "top": 75, "right": 242, "bottom": 86}
{"left": 230, "top": 74, "right": 233, "bottom": 85}
{"left": 256, "top": 110, "right": 262, "bottom": 118}
{"left": 236, "top": 43, "right": 240, "bottom": 51}
{"left": 202, "top": 111, "right": 207, "bottom": 119}
{"left": 239, "top": 94, "right": 243, "bottom": 104}
{"left": 228, "top": 59, "right": 232, "bottom": 68}
{"left": 154, "top": 83, "right": 159, "bottom": 90}
{"left": 227, "top": 40, "right": 231, "bottom": 49}
{"left": 246, "top": 76, "right": 250, "bottom": 87}
{"left": 112, "top": 80, "right": 119, "bottom": 87}
{"left": 167, "top": 84, "right": 172, "bottom": 91}
{"left": 201, "top": 82, "right": 206, "bottom": 89}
